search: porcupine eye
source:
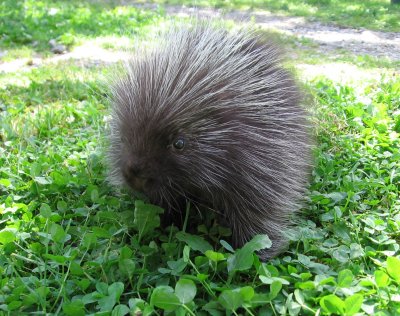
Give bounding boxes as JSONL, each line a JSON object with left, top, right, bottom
{"left": 172, "top": 137, "right": 185, "bottom": 150}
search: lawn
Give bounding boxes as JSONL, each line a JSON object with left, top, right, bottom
{"left": 0, "top": 0, "right": 399, "bottom": 315}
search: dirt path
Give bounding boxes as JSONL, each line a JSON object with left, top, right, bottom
{"left": 1, "top": 4, "right": 399, "bottom": 79}
{"left": 161, "top": 5, "right": 400, "bottom": 61}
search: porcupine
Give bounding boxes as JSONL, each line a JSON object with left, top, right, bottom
{"left": 107, "top": 23, "right": 313, "bottom": 259}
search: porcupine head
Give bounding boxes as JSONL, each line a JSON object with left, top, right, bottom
{"left": 108, "top": 23, "right": 312, "bottom": 259}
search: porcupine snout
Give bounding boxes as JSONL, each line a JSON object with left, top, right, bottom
{"left": 120, "top": 155, "right": 159, "bottom": 194}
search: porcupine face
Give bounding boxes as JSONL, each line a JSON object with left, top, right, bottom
{"left": 111, "top": 108, "right": 196, "bottom": 207}
{"left": 108, "top": 27, "right": 249, "bottom": 208}
{"left": 109, "top": 68, "right": 232, "bottom": 209}
{"left": 109, "top": 91, "right": 237, "bottom": 209}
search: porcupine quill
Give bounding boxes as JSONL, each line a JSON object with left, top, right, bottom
{"left": 107, "top": 22, "right": 313, "bottom": 259}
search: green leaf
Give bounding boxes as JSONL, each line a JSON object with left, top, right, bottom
{"left": 251, "top": 293, "right": 271, "bottom": 305}
{"left": 8, "top": 301, "right": 22, "bottom": 311}
{"left": 205, "top": 250, "right": 225, "bottom": 262}
{"left": 175, "top": 307, "right": 187, "bottom": 316}
{"left": 63, "top": 300, "right": 85, "bottom": 316}
{"left": 196, "top": 273, "right": 208, "bottom": 281}
{"left": 319, "top": 276, "right": 336, "bottom": 286}
{"left": 109, "top": 282, "right": 124, "bottom": 301}
{"left": 269, "top": 281, "right": 282, "bottom": 300}
{"left": 320, "top": 294, "right": 345, "bottom": 314}
{"left": 82, "top": 233, "right": 97, "bottom": 248}
{"left": 167, "top": 258, "right": 187, "bottom": 275}
{"left": 43, "top": 254, "right": 69, "bottom": 264}
{"left": 77, "top": 279, "right": 91, "bottom": 291}
{"left": 263, "top": 264, "right": 280, "bottom": 277}
{"left": 386, "top": 256, "right": 400, "bottom": 283}
{"left": 374, "top": 270, "right": 390, "bottom": 287}
{"left": 227, "top": 246, "right": 254, "bottom": 272}
{"left": 96, "top": 282, "right": 109, "bottom": 295}
{"left": 183, "top": 245, "right": 190, "bottom": 262}
{"left": 93, "top": 227, "right": 112, "bottom": 238}
{"left": 220, "top": 239, "right": 234, "bottom": 252}
{"left": 286, "top": 293, "right": 301, "bottom": 315}
{"left": 119, "top": 259, "right": 136, "bottom": 278}
{"left": 175, "top": 232, "right": 213, "bottom": 253}
{"left": 49, "top": 223, "right": 68, "bottom": 243}
{"left": 344, "top": 294, "right": 363, "bottom": 315}
{"left": 57, "top": 200, "right": 68, "bottom": 212}
{"left": 239, "top": 286, "right": 254, "bottom": 301}
{"left": 259, "top": 275, "right": 290, "bottom": 286}
{"left": 90, "top": 187, "right": 99, "bottom": 203}
{"left": 349, "top": 243, "right": 364, "bottom": 258}
{"left": 120, "top": 246, "right": 133, "bottom": 259}
{"left": 0, "top": 178, "right": 11, "bottom": 187}
{"left": 112, "top": 304, "right": 130, "bottom": 316}
{"left": 35, "top": 286, "right": 50, "bottom": 300}
{"left": 175, "top": 279, "right": 196, "bottom": 304}
{"left": 294, "top": 289, "right": 305, "bottom": 306}
{"left": 134, "top": 201, "right": 163, "bottom": 241}
{"left": 337, "top": 269, "right": 354, "bottom": 287}
{"left": 0, "top": 230, "right": 16, "bottom": 244}
{"left": 35, "top": 176, "right": 52, "bottom": 185}
{"left": 202, "top": 301, "right": 223, "bottom": 315}
{"left": 128, "top": 298, "right": 146, "bottom": 311}
{"left": 98, "top": 294, "right": 117, "bottom": 312}
{"left": 227, "top": 235, "right": 270, "bottom": 273}
{"left": 332, "top": 245, "right": 350, "bottom": 263}
{"left": 326, "top": 192, "right": 347, "bottom": 204}
{"left": 243, "top": 234, "right": 272, "bottom": 252}
{"left": 296, "top": 281, "right": 315, "bottom": 290}
{"left": 218, "top": 290, "right": 243, "bottom": 311}
{"left": 150, "top": 286, "right": 180, "bottom": 311}
{"left": 40, "top": 203, "right": 52, "bottom": 218}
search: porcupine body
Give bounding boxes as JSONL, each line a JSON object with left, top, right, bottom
{"left": 108, "top": 23, "right": 313, "bottom": 259}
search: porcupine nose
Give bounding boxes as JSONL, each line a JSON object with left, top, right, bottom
{"left": 124, "top": 162, "right": 156, "bottom": 193}
{"left": 129, "top": 164, "right": 142, "bottom": 177}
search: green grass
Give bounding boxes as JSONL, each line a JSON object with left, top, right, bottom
{"left": 1, "top": 0, "right": 400, "bottom": 315}
{"left": 149, "top": 0, "right": 400, "bottom": 32}
{"left": 0, "top": 0, "right": 161, "bottom": 58}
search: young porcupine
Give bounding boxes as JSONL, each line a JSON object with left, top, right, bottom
{"left": 108, "top": 23, "right": 313, "bottom": 259}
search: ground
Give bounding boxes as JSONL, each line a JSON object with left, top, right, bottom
{"left": 1, "top": 4, "right": 399, "bottom": 84}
